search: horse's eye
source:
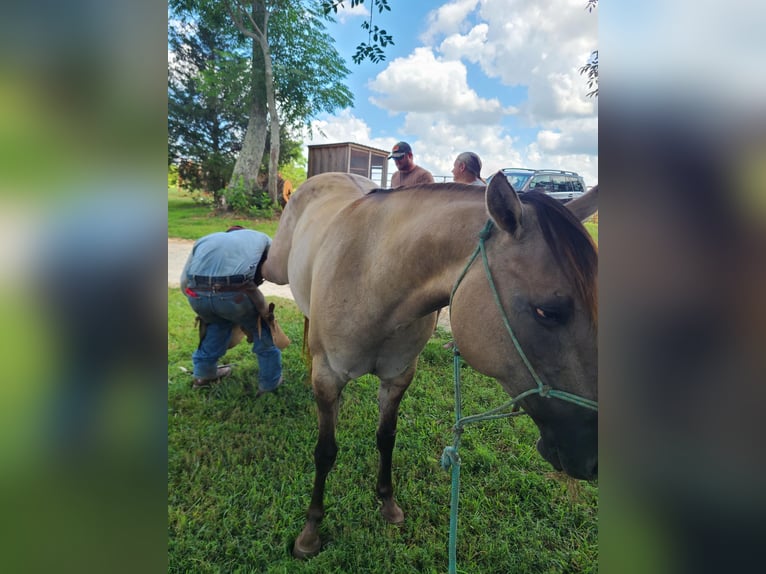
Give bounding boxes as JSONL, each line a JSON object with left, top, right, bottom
{"left": 532, "top": 305, "right": 567, "bottom": 325}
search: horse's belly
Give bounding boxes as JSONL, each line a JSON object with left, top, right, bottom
{"left": 313, "top": 313, "right": 436, "bottom": 382}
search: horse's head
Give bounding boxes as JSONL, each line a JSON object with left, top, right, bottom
{"left": 450, "top": 173, "right": 598, "bottom": 480}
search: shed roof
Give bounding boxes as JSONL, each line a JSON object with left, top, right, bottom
{"left": 307, "top": 141, "right": 389, "bottom": 156}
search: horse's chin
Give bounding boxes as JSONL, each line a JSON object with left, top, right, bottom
{"left": 536, "top": 437, "right": 597, "bottom": 481}
{"left": 536, "top": 437, "right": 563, "bottom": 471}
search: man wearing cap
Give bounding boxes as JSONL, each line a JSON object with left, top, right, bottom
{"left": 388, "top": 141, "right": 435, "bottom": 187}
{"left": 181, "top": 226, "right": 283, "bottom": 394}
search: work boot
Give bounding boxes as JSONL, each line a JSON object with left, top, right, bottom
{"left": 192, "top": 365, "right": 232, "bottom": 389}
{"left": 255, "top": 376, "right": 283, "bottom": 398}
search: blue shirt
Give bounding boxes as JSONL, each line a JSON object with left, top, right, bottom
{"left": 181, "top": 230, "right": 272, "bottom": 288}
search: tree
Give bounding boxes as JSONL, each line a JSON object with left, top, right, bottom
{"left": 226, "top": 0, "right": 353, "bottom": 204}
{"left": 579, "top": 0, "right": 598, "bottom": 98}
{"left": 321, "top": 0, "right": 394, "bottom": 64}
{"left": 168, "top": 5, "right": 249, "bottom": 200}
{"left": 226, "top": 1, "right": 282, "bottom": 203}
{"left": 169, "top": 0, "right": 353, "bottom": 205}
{"left": 579, "top": 50, "right": 598, "bottom": 99}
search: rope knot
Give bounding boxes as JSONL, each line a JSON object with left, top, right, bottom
{"left": 440, "top": 446, "right": 460, "bottom": 470}
{"left": 478, "top": 228, "right": 492, "bottom": 241}
{"left": 539, "top": 384, "right": 552, "bottom": 397}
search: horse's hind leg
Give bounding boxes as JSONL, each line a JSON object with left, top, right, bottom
{"left": 376, "top": 361, "right": 418, "bottom": 524}
{"left": 293, "top": 358, "right": 342, "bottom": 559}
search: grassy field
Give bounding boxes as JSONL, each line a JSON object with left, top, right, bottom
{"left": 168, "top": 186, "right": 598, "bottom": 572}
{"left": 584, "top": 221, "right": 598, "bottom": 244}
{"left": 168, "top": 186, "right": 279, "bottom": 239}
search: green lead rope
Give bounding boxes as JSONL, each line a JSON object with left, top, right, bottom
{"left": 440, "top": 346, "right": 528, "bottom": 574}
{"left": 441, "top": 220, "right": 598, "bottom": 574}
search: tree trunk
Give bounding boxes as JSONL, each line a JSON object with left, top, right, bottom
{"left": 229, "top": 98, "right": 267, "bottom": 193}
{"left": 260, "top": 32, "right": 280, "bottom": 205}
{"left": 228, "top": 1, "right": 268, "bottom": 200}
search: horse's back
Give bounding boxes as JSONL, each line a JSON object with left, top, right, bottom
{"left": 263, "top": 172, "right": 377, "bottom": 313}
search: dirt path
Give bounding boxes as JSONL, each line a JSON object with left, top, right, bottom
{"left": 168, "top": 238, "right": 451, "bottom": 331}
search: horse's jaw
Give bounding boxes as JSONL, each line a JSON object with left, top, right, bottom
{"left": 536, "top": 436, "right": 565, "bottom": 471}
{"left": 536, "top": 423, "right": 598, "bottom": 481}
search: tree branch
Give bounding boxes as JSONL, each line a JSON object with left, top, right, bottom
{"left": 225, "top": 0, "right": 264, "bottom": 42}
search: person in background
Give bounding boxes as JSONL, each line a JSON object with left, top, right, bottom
{"left": 389, "top": 141, "right": 434, "bottom": 187}
{"left": 441, "top": 150, "right": 487, "bottom": 350}
{"left": 451, "top": 151, "right": 485, "bottom": 186}
{"left": 181, "top": 226, "right": 283, "bottom": 395}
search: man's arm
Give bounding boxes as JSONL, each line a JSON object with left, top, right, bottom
{"left": 246, "top": 284, "right": 271, "bottom": 319}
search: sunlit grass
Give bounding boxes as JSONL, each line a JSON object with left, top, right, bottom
{"left": 168, "top": 290, "right": 598, "bottom": 573}
{"left": 168, "top": 186, "right": 279, "bottom": 239}
{"left": 584, "top": 221, "right": 598, "bottom": 244}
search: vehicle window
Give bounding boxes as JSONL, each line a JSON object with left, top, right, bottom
{"left": 571, "top": 179, "right": 584, "bottom": 192}
{"left": 530, "top": 175, "right": 553, "bottom": 192}
{"left": 551, "top": 175, "right": 572, "bottom": 192}
{"left": 504, "top": 173, "right": 532, "bottom": 191}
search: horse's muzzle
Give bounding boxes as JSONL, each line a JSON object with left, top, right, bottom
{"left": 536, "top": 436, "right": 598, "bottom": 481}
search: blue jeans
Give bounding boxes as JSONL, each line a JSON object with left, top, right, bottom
{"left": 186, "top": 289, "right": 282, "bottom": 391}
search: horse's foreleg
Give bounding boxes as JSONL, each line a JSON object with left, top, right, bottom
{"left": 376, "top": 362, "right": 417, "bottom": 524}
{"left": 293, "top": 363, "right": 341, "bottom": 559}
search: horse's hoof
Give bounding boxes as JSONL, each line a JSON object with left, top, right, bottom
{"left": 292, "top": 530, "right": 321, "bottom": 559}
{"left": 381, "top": 502, "right": 405, "bottom": 524}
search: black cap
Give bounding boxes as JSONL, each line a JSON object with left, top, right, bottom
{"left": 387, "top": 141, "right": 412, "bottom": 160}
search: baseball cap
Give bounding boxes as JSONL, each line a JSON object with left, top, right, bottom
{"left": 388, "top": 141, "right": 412, "bottom": 160}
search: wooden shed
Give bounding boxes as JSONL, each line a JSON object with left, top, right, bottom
{"left": 307, "top": 142, "right": 390, "bottom": 187}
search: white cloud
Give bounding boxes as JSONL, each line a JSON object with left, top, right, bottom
{"left": 438, "top": 23, "right": 489, "bottom": 64}
{"left": 526, "top": 117, "right": 599, "bottom": 185}
{"left": 534, "top": 117, "right": 598, "bottom": 156}
{"left": 368, "top": 47, "right": 512, "bottom": 124}
{"left": 432, "top": 0, "right": 598, "bottom": 122}
{"left": 421, "top": 0, "right": 481, "bottom": 44}
{"left": 302, "top": 109, "right": 393, "bottom": 157}
{"left": 331, "top": 1, "right": 369, "bottom": 23}
{"left": 524, "top": 71, "right": 596, "bottom": 119}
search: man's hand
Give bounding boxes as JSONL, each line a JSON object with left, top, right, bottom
{"left": 246, "top": 284, "right": 270, "bottom": 319}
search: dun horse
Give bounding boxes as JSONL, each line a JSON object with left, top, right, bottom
{"left": 262, "top": 172, "right": 598, "bottom": 558}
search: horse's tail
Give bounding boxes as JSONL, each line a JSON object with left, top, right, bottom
{"left": 302, "top": 316, "right": 312, "bottom": 382}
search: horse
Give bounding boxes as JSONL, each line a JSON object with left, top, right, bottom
{"left": 262, "top": 171, "right": 599, "bottom": 558}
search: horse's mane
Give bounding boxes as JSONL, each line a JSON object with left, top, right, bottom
{"left": 521, "top": 191, "right": 598, "bottom": 326}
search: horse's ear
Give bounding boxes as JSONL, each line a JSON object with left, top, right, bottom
{"left": 567, "top": 185, "right": 598, "bottom": 222}
{"left": 486, "top": 170, "right": 524, "bottom": 237}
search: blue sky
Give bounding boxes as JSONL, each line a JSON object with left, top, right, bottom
{"left": 305, "top": 0, "right": 598, "bottom": 185}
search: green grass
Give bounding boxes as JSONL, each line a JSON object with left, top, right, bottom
{"left": 584, "top": 221, "right": 598, "bottom": 244}
{"left": 168, "top": 187, "right": 279, "bottom": 239}
{"left": 168, "top": 290, "right": 598, "bottom": 573}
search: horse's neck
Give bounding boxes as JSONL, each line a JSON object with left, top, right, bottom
{"left": 382, "top": 194, "right": 489, "bottom": 316}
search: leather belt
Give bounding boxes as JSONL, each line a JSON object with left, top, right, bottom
{"left": 190, "top": 283, "right": 249, "bottom": 292}
{"left": 190, "top": 274, "right": 250, "bottom": 286}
